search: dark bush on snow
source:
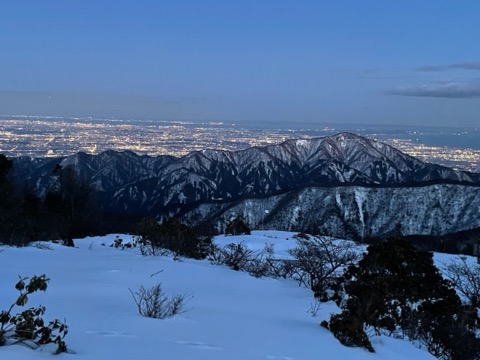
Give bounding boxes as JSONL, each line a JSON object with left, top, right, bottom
{"left": 0, "top": 274, "right": 68, "bottom": 354}
{"left": 324, "top": 237, "right": 480, "bottom": 359}
{"left": 135, "top": 217, "right": 212, "bottom": 260}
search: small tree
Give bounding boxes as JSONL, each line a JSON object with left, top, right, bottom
{"left": 0, "top": 154, "right": 16, "bottom": 244}
{"left": 225, "top": 216, "right": 251, "bottom": 236}
{"left": 134, "top": 219, "right": 166, "bottom": 256}
{"left": 0, "top": 154, "right": 13, "bottom": 206}
{"left": 324, "top": 238, "right": 480, "bottom": 358}
{"left": 44, "top": 164, "right": 98, "bottom": 243}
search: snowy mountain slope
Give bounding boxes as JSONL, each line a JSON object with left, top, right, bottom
{"left": 9, "top": 132, "right": 480, "bottom": 237}
{"left": 94, "top": 133, "right": 480, "bottom": 214}
{"left": 182, "top": 183, "right": 480, "bottom": 239}
{"left": 0, "top": 232, "right": 434, "bottom": 360}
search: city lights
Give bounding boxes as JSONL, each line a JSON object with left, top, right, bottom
{"left": 1, "top": 116, "right": 479, "bottom": 172}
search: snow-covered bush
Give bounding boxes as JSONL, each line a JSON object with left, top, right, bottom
{"left": 129, "top": 283, "right": 190, "bottom": 319}
{"left": 0, "top": 274, "right": 68, "bottom": 354}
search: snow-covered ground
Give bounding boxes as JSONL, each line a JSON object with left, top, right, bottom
{"left": 0, "top": 231, "right": 436, "bottom": 359}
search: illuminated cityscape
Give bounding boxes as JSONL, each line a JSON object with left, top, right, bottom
{"left": 0, "top": 115, "right": 479, "bottom": 172}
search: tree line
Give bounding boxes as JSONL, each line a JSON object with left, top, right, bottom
{"left": 0, "top": 154, "right": 99, "bottom": 246}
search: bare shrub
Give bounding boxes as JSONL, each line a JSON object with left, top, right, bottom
{"left": 208, "top": 241, "right": 278, "bottom": 278}
{"left": 443, "top": 257, "right": 480, "bottom": 308}
{"left": 307, "top": 300, "right": 322, "bottom": 317}
{"left": 129, "top": 283, "right": 191, "bottom": 319}
{"left": 209, "top": 242, "right": 256, "bottom": 271}
{"left": 209, "top": 241, "right": 304, "bottom": 279}
{"left": 137, "top": 235, "right": 171, "bottom": 256}
{"left": 244, "top": 243, "right": 279, "bottom": 278}
{"left": 135, "top": 218, "right": 211, "bottom": 260}
{"left": 288, "top": 234, "right": 359, "bottom": 299}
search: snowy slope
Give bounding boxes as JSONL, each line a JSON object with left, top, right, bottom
{"left": 0, "top": 232, "right": 434, "bottom": 360}
{"left": 186, "top": 184, "right": 480, "bottom": 238}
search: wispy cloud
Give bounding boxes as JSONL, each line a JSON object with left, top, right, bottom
{"left": 359, "top": 75, "right": 420, "bottom": 80}
{"left": 415, "top": 62, "right": 480, "bottom": 72}
{"left": 386, "top": 80, "right": 480, "bottom": 98}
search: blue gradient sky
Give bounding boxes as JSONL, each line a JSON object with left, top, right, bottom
{"left": 1, "top": 1, "right": 480, "bottom": 126}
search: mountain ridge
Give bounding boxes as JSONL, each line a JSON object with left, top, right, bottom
{"left": 10, "top": 132, "right": 480, "bottom": 238}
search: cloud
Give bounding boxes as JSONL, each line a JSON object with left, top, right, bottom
{"left": 415, "top": 62, "right": 480, "bottom": 72}
{"left": 358, "top": 74, "right": 419, "bottom": 80}
{"left": 386, "top": 81, "right": 480, "bottom": 98}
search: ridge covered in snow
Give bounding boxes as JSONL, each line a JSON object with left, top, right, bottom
{"left": 10, "top": 133, "right": 480, "bottom": 238}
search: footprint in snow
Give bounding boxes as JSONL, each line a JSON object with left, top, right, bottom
{"left": 85, "top": 330, "right": 135, "bottom": 338}
{"left": 176, "top": 340, "right": 223, "bottom": 350}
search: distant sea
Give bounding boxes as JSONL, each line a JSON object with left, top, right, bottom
{"left": 238, "top": 121, "right": 480, "bottom": 150}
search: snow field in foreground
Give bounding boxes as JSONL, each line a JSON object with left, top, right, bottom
{"left": 0, "top": 231, "right": 435, "bottom": 359}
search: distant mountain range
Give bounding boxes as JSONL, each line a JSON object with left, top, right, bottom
{"left": 11, "top": 132, "right": 480, "bottom": 238}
